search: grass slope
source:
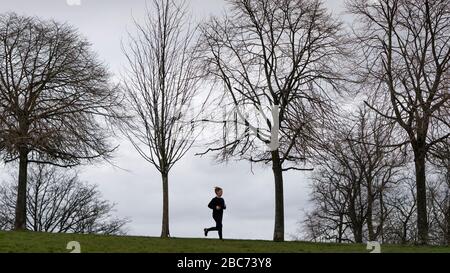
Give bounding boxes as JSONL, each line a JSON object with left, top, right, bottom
{"left": 0, "top": 231, "right": 449, "bottom": 253}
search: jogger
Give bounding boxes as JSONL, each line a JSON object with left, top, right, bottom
{"left": 204, "top": 187, "right": 226, "bottom": 240}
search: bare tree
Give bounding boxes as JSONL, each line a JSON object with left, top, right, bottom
{"left": 348, "top": 0, "right": 450, "bottom": 244}
{"left": 303, "top": 106, "right": 406, "bottom": 243}
{"left": 428, "top": 177, "right": 449, "bottom": 245}
{"left": 121, "top": 0, "right": 202, "bottom": 238}
{"left": 427, "top": 139, "right": 449, "bottom": 245}
{"left": 0, "top": 13, "right": 122, "bottom": 231}
{"left": 0, "top": 164, "right": 128, "bottom": 234}
{"left": 304, "top": 166, "right": 354, "bottom": 243}
{"left": 383, "top": 177, "right": 417, "bottom": 244}
{"left": 199, "top": 0, "right": 347, "bottom": 241}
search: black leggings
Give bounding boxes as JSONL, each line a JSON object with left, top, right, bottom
{"left": 207, "top": 216, "right": 223, "bottom": 239}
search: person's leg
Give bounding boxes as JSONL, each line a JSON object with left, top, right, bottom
{"left": 216, "top": 216, "right": 223, "bottom": 240}
{"left": 205, "top": 216, "right": 220, "bottom": 236}
{"left": 206, "top": 226, "right": 219, "bottom": 232}
{"left": 205, "top": 226, "right": 218, "bottom": 235}
{"left": 218, "top": 223, "right": 223, "bottom": 240}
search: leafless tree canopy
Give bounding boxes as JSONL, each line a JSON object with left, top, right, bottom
{"left": 121, "top": 0, "right": 202, "bottom": 238}
{"left": 0, "top": 13, "right": 121, "bottom": 166}
{"left": 304, "top": 107, "right": 407, "bottom": 243}
{"left": 200, "top": 0, "right": 348, "bottom": 165}
{"left": 122, "top": 0, "right": 201, "bottom": 173}
{"left": 0, "top": 165, "right": 128, "bottom": 235}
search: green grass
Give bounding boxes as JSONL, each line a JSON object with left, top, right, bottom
{"left": 0, "top": 231, "right": 449, "bottom": 253}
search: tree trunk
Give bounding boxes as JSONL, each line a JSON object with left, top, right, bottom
{"left": 14, "top": 147, "right": 28, "bottom": 231}
{"left": 446, "top": 199, "right": 450, "bottom": 246}
{"left": 367, "top": 181, "right": 375, "bottom": 241}
{"left": 160, "top": 172, "right": 170, "bottom": 238}
{"left": 338, "top": 214, "right": 344, "bottom": 243}
{"left": 446, "top": 208, "right": 450, "bottom": 246}
{"left": 348, "top": 193, "right": 362, "bottom": 243}
{"left": 271, "top": 149, "right": 284, "bottom": 242}
{"left": 446, "top": 164, "right": 450, "bottom": 246}
{"left": 402, "top": 221, "right": 407, "bottom": 244}
{"left": 354, "top": 225, "right": 363, "bottom": 243}
{"left": 414, "top": 149, "right": 428, "bottom": 245}
{"left": 378, "top": 192, "right": 385, "bottom": 242}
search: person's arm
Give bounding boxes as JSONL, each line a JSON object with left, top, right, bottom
{"left": 208, "top": 198, "right": 215, "bottom": 209}
{"left": 222, "top": 199, "right": 226, "bottom": 210}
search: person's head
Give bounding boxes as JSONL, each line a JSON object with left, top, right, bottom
{"left": 214, "top": 187, "right": 223, "bottom": 197}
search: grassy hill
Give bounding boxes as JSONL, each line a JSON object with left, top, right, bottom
{"left": 0, "top": 231, "right": 449, "bottom": 253}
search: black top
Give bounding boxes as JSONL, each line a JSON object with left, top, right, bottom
{"left": 208, "top": 197, "right": 226, "bottom": 218}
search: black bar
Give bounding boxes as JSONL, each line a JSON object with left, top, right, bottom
{"left": 0, "top": 253, "right": 448, "bottom": 272}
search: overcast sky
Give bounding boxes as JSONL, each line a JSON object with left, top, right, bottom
{"left": 0, "top": 0, "right": 348, "bottom": 240}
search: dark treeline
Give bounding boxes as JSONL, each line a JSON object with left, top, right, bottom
{"left": 302, "top": 107, "right": 449, "bottom": 245}
{"left": 0, "top": 165, "right": 128, "bottom": 234}
{"left": 301, "top": 0, "right": 449, "bottom": 245}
